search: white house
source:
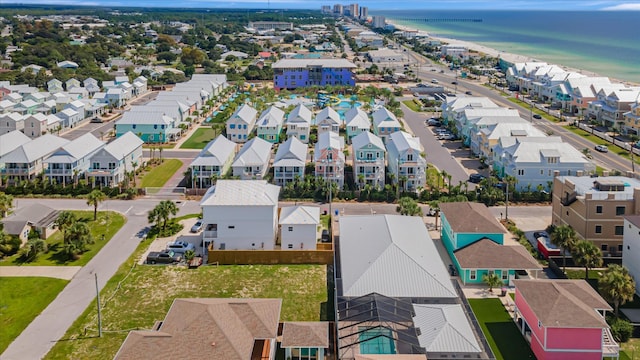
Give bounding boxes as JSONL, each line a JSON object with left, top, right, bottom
{"left": 86, "top": 131, "right": 144, "bottom": 187}
{"left": 200, "top": 180, "right": 281, "bottom": 250}
{"left": 0, "top": 130, "right": 31, "bottom": 170}
{"left": 623, "top": 215, "right": 640, "bottom": 296}
{"left": 189, "top": 135, "right": 237, "bottom": 188}
{"left": 387, "top": 131, "right": 427, "bottom": 192}
{"left": 232, "top": 137, "right": 273, "bottom": 180}
{"left": 44, "top": 133, "right": 105, "bottom": 185}
{"left": 279, "top": 205, "right": 320, "bottom": 250}
{"left": 285, "top": 104, "right": 312, "bottom": 143}
{"left": 372, "top": 106, "right": 402, "bottom": 143}
{"left": 492, "top": 136, "right": 593, "bottom": 191}
{"left": 273, "top": 136, "right": 307, "bottom": 186}
{"left": 23, "top": 113, "right": 54, "bottom": 138}
{"left": 1, "top": 134, "right": 69, "bottom": 183}
{"left": 315, "top": 107, "right": 341, "bottom": 134}
{"left": 226, "top": 103, "right": 258, "bottom": 143}
{"left": 0, "top": 112, "right": 24, "bottom": 135}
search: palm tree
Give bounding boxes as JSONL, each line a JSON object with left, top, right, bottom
{"left": 0, "top": 192, "right": 14, "bottom": 218}
{"left": 54, "top": 211, "right": 77, "bottom": 242}
{"left": 428, "top": 200, "right": 441, "bottom": 230}
{"left": 131, "top": 161, "right": 138, "bottom": 187}
{"left": 65, "top": 222, "right": 93, "bottom": 257}
{"left": 503, "top": 175, "right": 517, "bottom": 221}
{"left": 572, "top": 240, "right": 603, "bottom": 280}
{"left": 86, "top": 190, "right": 106, "bottom": 221}
{"left": 550, "top": 225, "right": 577, "bottom": 274}
{"left": 482, "top": 272, "right": 502, "bottom": 293}
{"left": 599, "top": 264, "right": 636, "bottom": 316}
{"left": 396, "top": 197, "right": 422, "bottom": 216}
{"left": 148, "top": 200, "right": 179, "bottom": 232}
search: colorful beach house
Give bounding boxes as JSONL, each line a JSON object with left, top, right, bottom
{"left": 272, "top": 59, "right": 356, "bottom": 90}
{"left": 285, "top": 104, "right": 312, "bottom": 143}
{"left": 386, "top": 131, "right": 426, "bottom": 192}
{"left": 226, "top": 103, "right": 257, "bottom": 143}
{"left": 115, "top": 112, "right": 180, "bottom": 143}
{"left": 513, "top": 279, "right": 619, "bottom": 360}
{"left": 438, "top": 202, "right": 541, "bottom": 285}
{"left": 314, "top": 131, "right": 345, "bottom": 189}
{"left": 344, "top": 107, "right": 371, "bottom": 141}
{"left": 256, "top": 106, "right": 285, "bottom": 143}
{"left": 351, "top": 131, "right": 386, "bottom": 189}
{"left": 315, "top": 106, "right": 341, "bottom": 135}
{"left": 372, "top": 106, "right": 402, "bottom": 143}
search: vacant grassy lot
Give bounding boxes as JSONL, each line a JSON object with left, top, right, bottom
{"left": 0, "top": 277, "right": 69, "bottom": 353}
{"left": 469, "top": 298, "right": 535, "bottom": 360}
{"left": 180, "top": 127, "right": 217, "bottom": 149}
{"left": 0, "top": 211, "right": 126, "bottom": 266}
{"left": 139, "top": 159, "right": 183, "bottom": 188}
{"left": 45, "top": 253, "right": 327, "bottom": 359}
{"left": 402, "top": 99, "right": 422, "bottom": 112}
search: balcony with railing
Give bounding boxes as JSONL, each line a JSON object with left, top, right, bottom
{"left": 87, "top": 167, "right": 117, "bottom": 176}
{"left": 602, "top": 328, "right": 619, "bottom": 358}
{"left": 1, "top": 166, "right": 34, "bottom": 175}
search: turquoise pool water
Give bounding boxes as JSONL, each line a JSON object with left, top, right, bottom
{"left": 359, "top": 328, "right": 396, "bottom": 354}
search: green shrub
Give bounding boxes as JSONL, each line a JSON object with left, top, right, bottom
{"left": 609, "top": 317, "right": 633, "bottom": 342}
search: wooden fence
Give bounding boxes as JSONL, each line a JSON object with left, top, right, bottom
{"left": 207, "top": 248, "right": 334, "bottom": 265}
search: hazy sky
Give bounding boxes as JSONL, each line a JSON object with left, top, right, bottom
{"left": 4, "top": 0, "right": 640, "bottom": 10}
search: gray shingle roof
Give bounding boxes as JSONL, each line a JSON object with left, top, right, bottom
{"left": 454, "top": 239, "right": 542, "bottom": 270}
{"left": 338, "top": 215, "right": 458, "bottom": 298}
{"left": 439, "top": 202, "right": 506, "bottom": 235}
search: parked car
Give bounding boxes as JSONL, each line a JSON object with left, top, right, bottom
{"left": 595, "top": 144, "right": 609, "bottom": 153}
{"left": 433, "top": 127, "right": 448, "bottom": 134}
{"left": 190, "top": 219, "right": 203, "bottom": 233}
{"left": 532, "top": 114, "right": 542, "bottom": 119}
{"left": 426, "top": 208, "right": 437, "bottom": 216}
{"left": 146, "top": 250, "right": 181, "bottom": 264}
{"left": 431, "top": 79, "right": 439, "bottom": 84}
{"left": 438, "top": 133, "right": 454, "bottom": 140}
{"left": 465, "top": 91, "right": 473, "bottom": 95}
{"left": 468, "top": 173, "right": 486, "bottom": 183}
{"left": 533, "top": 231, "right": 549, "bottom": 239}
{"left": 321, "top": 229, "right": 330, "bottom": 242}
{"left": 90, "top": 117, "right": 103, "bottom": 123}
{"left": 426, "top": 118, "right": 441, "bottom": 126}
{"left": 451, "top": 81, "right": 458, "bottom": 85}
{"left": 166, "top": 240, "right": 195, "bottom": 253}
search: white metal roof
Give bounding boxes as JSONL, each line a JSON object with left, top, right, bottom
{"left": 344, "top": 107, "right": 370, "bottom": 129}
{"left": 372, "top": 106, "right": 401, "bottom": 128}
{"left": 232, "top": 137, "right": 272, "bottom": 167}
{"left": 315, "top": 131, "right": 344, "bottom": 153}
{"left": 315, "top": 107, "right": 341, "bottom": 126}
{"left": 230, "top": 104, "right": 258, "bottom": 125}
{"left": 258, "top": 106, "right": 285, "bottom": 127}
{"left": 45, "top": 133, "right": 104, "bottom": 164}
{"left": 351, "top": 131, "right": 384, "bottom": 152}
{"left": 387, "top": 131, "right": 422, "bottom": 154}
{"left": 190, "top": 135, "right": 236, "bottom": 167}
{"left": 279, "top": 206, "right": 320, "bottom": 225}
{"left": 200, "top": 180, "right": 280, "bottom": 206}
{"left": 274, "top": 136, "right": 307, "bottom": 166}
{"left": 2, "top": 134, "right": 69, "bottom": 163}
{"left": 117, "top": 111, "right": 173, "bottom": 125}
{"left": 286, "top": 104, "right": 313, "bottom": 125}
{"left": 338, "top": 215, "right": 458, "bottom": 298}
{"left": 413, "top": 304, "right": 482, "bottom": 354}
{"left": 103, "top": 132, "right": 144, "bottom": 160}
{"left": 0, "top": 130, "right": 30, "bottom": 157}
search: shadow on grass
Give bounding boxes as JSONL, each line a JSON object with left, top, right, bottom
{"left": 485, "top": 322, "right": 535, "bottom": 360}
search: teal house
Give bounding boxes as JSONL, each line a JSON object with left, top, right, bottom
{"left": 256, "top": 106, "right": 285, "bottom": 143}
{"left": 439, "top": 202, "right": 540, "bottom": 285}
{"left": 115, "top": 112, "right": 181, "bottom": 143}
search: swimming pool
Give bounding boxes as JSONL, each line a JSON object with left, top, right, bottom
{"left": 359, "top": 328, "right": 396, "bottom": 354}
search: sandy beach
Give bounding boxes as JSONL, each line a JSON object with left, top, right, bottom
{"left": 388, "top": 21, "right": 637, "bottom": 86}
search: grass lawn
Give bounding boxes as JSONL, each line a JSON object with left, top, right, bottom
{"left": 469, "top": 298, "right": 535, "bottom": 360}
{"left": 180, "top": 127, "right": 217, "bottom": 149}
{"left": 402, "top": 99, "right": 422, "bottom": 112}
{"left": 507, "top": 98, "right": 558, "bottom": 122}
{"left": 0, "top": 277, "right": 69, "bottom": 353}
{"left": 139, "top": 159, "right": 183, "bottom": 188}
{"left": 563, "top": 125, "right": 640, "bottom": 164}
{"left": 427, "top": 163, "right": 445, "bottom": 189}
{"left": 621, "top": 338, "right": 640, "bottom": 360}
{"left": 44, "top": 244, "right": 328, "bottom": 359}
{"left": 0, "top": 211, "right": 126, "bottom": 266}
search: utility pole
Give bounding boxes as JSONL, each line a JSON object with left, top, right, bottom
{"left": 504, "top": 179, "right": 509, "bottom": 221}
{"left": 95, "top": 273, "right": 102, "bottom": 337}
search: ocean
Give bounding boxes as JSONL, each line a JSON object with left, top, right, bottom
{"left": 378, "top": 10, "right": 640, "bottom": 83}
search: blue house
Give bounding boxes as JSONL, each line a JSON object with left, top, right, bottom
{"left": 272, "top": 59, "right": 356, "bottom": 90}
{"left": 115, "top": 112, "right": 180, "bottom": 143}
{"left": 439, "top": 202, "right": 540, "bottom": 285}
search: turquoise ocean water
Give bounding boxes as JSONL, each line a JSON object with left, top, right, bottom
{"left": 379, "top": 10, "right": 640, "bottom": 83}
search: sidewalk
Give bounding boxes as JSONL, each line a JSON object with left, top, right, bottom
{"left": 0, "top": 266, "right": 81, "bottom": 280}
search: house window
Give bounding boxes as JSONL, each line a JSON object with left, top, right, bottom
{"left": 288, "top": 244, "right": 293, "bottom": 249}
{"left": 596, "top": 205, "right": 603, "bottom": 214}
{"left": 288, "top": 226, "right": 293, "bottom": 232}
{"left": 595, "top": 225, "right": 602, "bottom": 233}
{"left": 518, "top": 169, "right": 525, "bottom": 176}
{"left": 602, "top": 244, "right": 608, "bottom": 251}
{"left": 230, "top": 124, "right": 235, "bottom": 129}
{"left": 228, "top": 226, "right": 235, "bottom": 229}
{"left": 407, "top": 154, "right": 413, "bottom": 161}
{"left": 616, "top": 206, "right": 626, "bottom": 216}
{"left": 154, "top": 124, "right": 157, "bottom": 129}
{"left": 469, "top": 270, "right": 477, "bottom": 280}
{"left": 619, "top": 244, "right": 624, "bottom": 252}
{"left": 615, "top": 226, "right": 624, "bottom": 235}
{"left": 132, "top": 124, "right": 136, "bottom": 129}
{"left": 538, "top": 320, "right": 542, "bottom": 328}
{"left": 502, "top": 270, "right": 508, "bottom": 280}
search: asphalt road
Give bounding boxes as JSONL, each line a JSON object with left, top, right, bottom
{"left": 0, "top": 198, "right": 200, "bottom": 360}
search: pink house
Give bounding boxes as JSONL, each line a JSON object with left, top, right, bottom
{"left": 513, "top": 279, "right": 619, "bottom": 360}
{"left": 314, "top": 131, "right": 345, "bottom": 189}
